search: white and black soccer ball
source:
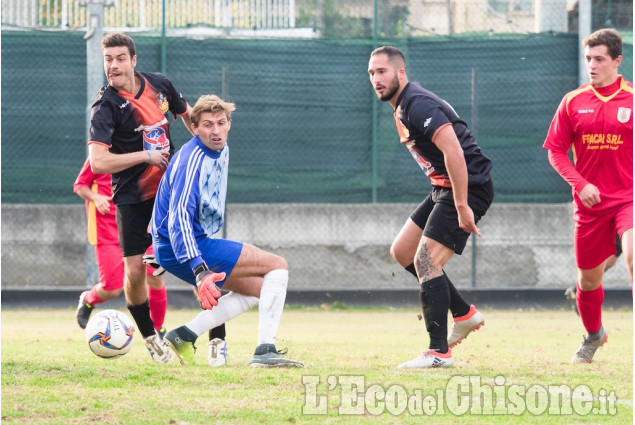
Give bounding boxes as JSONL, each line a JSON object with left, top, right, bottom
{"left": 85, "top": 309, "right": 135, "bottom": 359}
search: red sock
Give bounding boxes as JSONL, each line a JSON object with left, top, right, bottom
{"left": 85, "top": 285, "right": 105, "bottom": 306}
{"left": 576, "top": 282, "right": 604, "bottom": 333}
{"left": 148, "top": 287, "right": 168, "bottom": 330}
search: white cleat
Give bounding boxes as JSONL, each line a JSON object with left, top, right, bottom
{"left": 207, "top": 338, "right": 228, "bottom": 367}
{"left": 398, "top": 349, "right": 454, "bottom": 369}
{"left": 144, "top": 332, "right": 175, "bottom": 364}
{"left": 448, "top": 305, "right": 484, "bottom": 348}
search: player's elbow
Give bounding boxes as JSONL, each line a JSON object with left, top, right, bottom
{"left": 90, "top": 161, "right": 108, "bottom": 174}
{"left": 88, "top": 145, "right": 110, "bottom": 174}
{"left": 547, "top": 149, "right": 565, "bottom": 166}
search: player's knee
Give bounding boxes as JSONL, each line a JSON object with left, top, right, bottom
{"left": 577, "top": 274, "right": 602, "bottom": 291}
{"left": 100, "top": 287, "right": 123, "bottom": 301}
{"left": 146, "top": 273, "right": 165, "bottom": 289}
{"left": 390, "top": 242, "right": 411, "bottom": 266}
{"left": 389, "top": 244, "right": 399, "bottom": 261}
{"left": 270, "top": 254, "right": 288, "bottom": 271}
{"left": 124, "top": 261, "right": 147, "bottom": 285}
{"left": 111, "top": 287, "right": 124, "bottom": 298}
{"left": 624, "top": 253, "right": 633, "bottom": 275}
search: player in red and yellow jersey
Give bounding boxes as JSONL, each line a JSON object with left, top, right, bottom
{"left": 73, "top": 157, "right": 168, "bottom": 336}
{"left": 543, "top": 28, "right": 633, "bottom": 364}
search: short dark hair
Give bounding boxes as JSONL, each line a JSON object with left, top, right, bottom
{"left": 102, "top": 32, "right": 136, "bottom": 57}
{"left": 370, "top": 46, "right": 406, "bottom": 66}
{"left": 583, "top": 28, "right": 622, "bottom": 59}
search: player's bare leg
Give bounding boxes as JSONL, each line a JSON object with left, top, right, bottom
{"left": 621, "top": 228, "right": 633, "bottom": 278}
{"left": 124, "top": 255, "right": 149, "bottom": 304}
{"left": 391, "top": 218, "right": 423, "bottom": 268}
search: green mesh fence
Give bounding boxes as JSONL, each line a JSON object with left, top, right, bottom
{"left": 1, "top": 31, "right": 633, "bottom": 204}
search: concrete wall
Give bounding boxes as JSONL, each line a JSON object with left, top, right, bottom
{"left": 1, "top": 203, "right": 630, "bottom": 291}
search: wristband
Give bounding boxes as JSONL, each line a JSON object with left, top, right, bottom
{"left": 145, "top": 150, "right": 152, "bottom": 163}
{"left": 193, "top": 263, "right": 209, "bottom": 277}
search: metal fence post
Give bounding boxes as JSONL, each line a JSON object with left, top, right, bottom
{"left": 578, "top": 0, "right": 592, "bottom": 86}
{"left": 80, "top": 0, "right": 115, "bottom": 287}
{"left": 161, "top": 0, "right": 167, "bottom": 74}
{"left": 370, "top": 0, "right": 379, "bottom": 203}
{"left": 471, "top": 68, "right": 478, "bottom": 288}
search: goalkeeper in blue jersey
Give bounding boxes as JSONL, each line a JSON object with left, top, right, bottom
{"left": 151, "top": 94, "right": 303, "bottom": 368}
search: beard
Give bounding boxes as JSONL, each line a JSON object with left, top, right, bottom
{"left": 376, "top": 74, "right": 400, "bottom": 101}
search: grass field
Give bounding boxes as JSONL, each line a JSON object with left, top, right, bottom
{"left": 1, "top": 307, "right": 632, "bottom": 424}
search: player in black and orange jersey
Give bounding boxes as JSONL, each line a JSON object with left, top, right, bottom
{"left": 368, "top": 46, "right": 494, "bottom": 369}
{"left": 87, "top": 32, "right": 226, "bottom": 364}
{"left": 544, "top": 28, "right": 632, "bottom": 364}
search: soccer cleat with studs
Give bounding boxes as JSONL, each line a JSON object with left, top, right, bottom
{"left": 76, "top": 290, "right": 94, "bottom": 329}
{"left": 207, "top": 338, "right": 228, "bottom": 367}
{"left": 572, "top": 326, "right": 608, "bottom": 364}
{"left": 144, "top": 331, "right": 175, "bottom": 364}
{"left": 164, "top": 326, "right": 198, "bottom": 365}
{"left": 249, "top": 344, "right": 304, "bottom": 368}
{"left": 447, "top": 305, "right": 484, "bottom": 348}
{"left": 398, "top": 349, "right": 454, "bottom": 369}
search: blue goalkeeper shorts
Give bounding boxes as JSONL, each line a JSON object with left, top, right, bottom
{"left": 153, "top": 237, "right": 243, "bottom": 287}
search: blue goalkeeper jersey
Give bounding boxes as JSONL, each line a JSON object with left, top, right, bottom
{"left": 151, "top": 136, "right": 229, "bottom": 270}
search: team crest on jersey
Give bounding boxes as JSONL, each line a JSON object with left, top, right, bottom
{"left": 143, "top": 128, "right": 170, "bottom": 151}
{"left": 617, "top": 107, "right": 631, "bottom": 123}
{"left": 157, "top": 92, "right": 169, "bottom": 114}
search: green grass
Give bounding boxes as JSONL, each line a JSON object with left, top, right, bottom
{"left": 1, "top": 308, "right": 632, "bottom": 424}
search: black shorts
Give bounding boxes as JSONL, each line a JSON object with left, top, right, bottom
{"left": 116, "top": 199, "right": 154, "bottom": 257}
{"left": 410, "top": 179, "right": 494, "bottom": 255}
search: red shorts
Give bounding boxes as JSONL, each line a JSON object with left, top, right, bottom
{"left": 574, "top": 201, "right": 633, "bottom": 269}
{"left": 94, "top": 244, "right": 157, "bottom": 290}
{"left": 95, "top": 243, "right": 124, "bottom": 291}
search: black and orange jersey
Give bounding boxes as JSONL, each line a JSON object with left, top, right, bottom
{"left": 394, "top": 82, "right": 492, "bottom": 188}
{"left": 88, "top": 72, "right": 188, "bottom": 205}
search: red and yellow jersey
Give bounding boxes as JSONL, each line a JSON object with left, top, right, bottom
{"left": 73, "top": 157, "right": 119, "bottom": 246}
{"left": 88, "top": 72, "right": 188, "bottom": 205}
{"left": 543, "top": 76, "right": 633, "bottom": 211}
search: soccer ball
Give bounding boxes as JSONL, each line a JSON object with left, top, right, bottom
{"left": 85, "top": 310, "right": 135, "bottom": 359}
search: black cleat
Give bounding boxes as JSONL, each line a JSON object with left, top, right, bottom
{"left": 76, "top": 291, "right": 94, "bottom": 329}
